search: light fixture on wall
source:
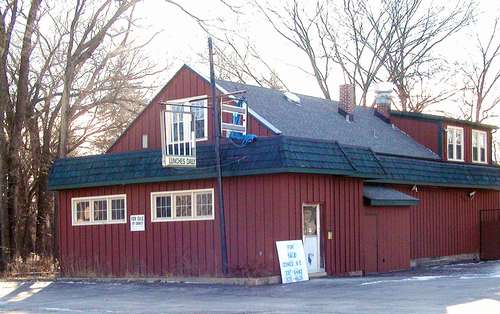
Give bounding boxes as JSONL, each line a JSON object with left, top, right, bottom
{"left": 469, "top": 191, "right": 476, "bottom": 199}
{"left": 411, "top": 185, "right": 418, "bottom": 192}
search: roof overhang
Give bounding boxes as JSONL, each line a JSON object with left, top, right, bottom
{"left": 363, "top": 185, "right": 419, "bottom": 207}
{"left": 390, "top": 111, "right": 498, "bottom": 129}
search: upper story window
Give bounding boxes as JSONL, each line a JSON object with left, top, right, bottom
{"left": 167, "top": 97, "right": 208, "bottom": 142}
{"left": 191, "top": 100, "right": 208, "bottom": 140}
{"left": 151, "top": 189, "right": 214, "bottom": 222}
{"left": 472, "top": 130, "right": 487, "bottom": 163}
{"left": 72, "top": 195, "right": 127, "bottom": 226}
{"left": 447, "top": 126, "right": 464, "bottom": 162}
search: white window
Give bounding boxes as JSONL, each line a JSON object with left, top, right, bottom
{"left": 191, "top": 100, "right": 208, "bottom": 140}
{"left": 472, "top": 130, "right": 487, "bottom": 163}
{"left": 155, "top": 195, "right": 172, "bottom": 219}
{"left": 72, "top": 195, "right": 127, "bottom": 226}
{"left": 164, "top": 97, "right": 208, "bottom": 142}
{"left": 447, "top": 126, "right": 464, "bottom": 162}
{"left": 151, "top": 189, "right": 214, "bottom": 222}
{"left": 142, "top": 134, "right": 148, "bottom": 149}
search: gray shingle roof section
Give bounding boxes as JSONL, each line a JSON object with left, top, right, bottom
{"left": 216, "top": 80, "right": 438, "bottom": 159}
{"left": 363, "top": 185, "right": 419, "bottom": 206}
{"left": 373, "top": 154, "right": 500, "bottom": 188}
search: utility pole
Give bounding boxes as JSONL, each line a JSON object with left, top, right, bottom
{"left": 208, "top": 37, "right": 228, "bottom": 275}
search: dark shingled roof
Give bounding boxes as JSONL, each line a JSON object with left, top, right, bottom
{"left": 49, "top": 136, "right": 500, "bottom": 191}
{"left": 372, "top": 154, "right": 500, "bottom": 188}
{"left": 363, "top": 185, "right": 419, "bottom": 206}
{"left": 216, "top": 80, "right": 439, "bottom": 160}
{"left": 390, "top": 111, "right": 498, "bottom": 129}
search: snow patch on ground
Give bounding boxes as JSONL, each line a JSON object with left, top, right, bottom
{"left": 42, "top": 307, "right": 85, "bottom": 312}
{"left": 361, "top": 275, "right": 449, "bottom": 286}
{"left": 459, "top": 273, "right": 500, "bottom": 280}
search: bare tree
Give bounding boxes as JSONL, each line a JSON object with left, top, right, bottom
{"left": 459, "top": 17, "right": 500, "bottom": 123}
{"left": 255, "top": 0, "right": 332, "bottom": 99}
{"left": 379, "top": 0, "right": 474, "bottom": 111}
{"left": 165, "top": 0, "right": 288, "bottom": 90}
{"left": 0, "top": 0, "right": 164, "bottom": 268}
{"left": 0, "top": 0, "right": 19, "bottom": 270}
{"left": 209, "top": 34, "right": 288, "bottom": 90}
{"left": 319, "top": 0, "right": 394, "bottom": 106}
{"left": 257, "top": 0, "right": 474, "bottom": 111}
{"left": 57, "top": 0, "right": 139, "bottom": 158}
{"left": 1, "top": 0, "right": 42, "bottom": 263}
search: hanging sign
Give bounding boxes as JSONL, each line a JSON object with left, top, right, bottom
{"left": 276, "top": 240, "right": 309, "bottom": 284}
{"left": 130, "top": 215, "right": 145, "bottom": 232}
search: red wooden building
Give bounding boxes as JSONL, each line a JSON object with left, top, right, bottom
{"left": 49, "top": 65, "right": 500, "bottom": 278}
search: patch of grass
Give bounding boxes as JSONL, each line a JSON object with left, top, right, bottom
{"left": 2, "top": 254, "right": 59, "bottom": 279}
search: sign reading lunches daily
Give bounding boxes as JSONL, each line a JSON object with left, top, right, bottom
{"left": 276, "top": 240, "right": 309, "bottom": 284}
{"left": 165, "top": 156, "right": 196, "bottom": 167}
{"left": 130, "top": 215, "right": 145, "bottom": 232}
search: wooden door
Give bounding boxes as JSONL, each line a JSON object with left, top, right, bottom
{"left": 480, "top": 210, "right": 500, "bottom": 260}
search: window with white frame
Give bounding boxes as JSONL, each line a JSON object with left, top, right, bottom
{"left": 155, "top": 195, "right": 172, "bottom": 219}
{"left": 191, "top": 99, "right": 208, "bottom": 140}
{"left": 447, "top": 126, "right": 464, "bottom": 162}
{"left": 151, "top": 189, "right": 214, "bottom": 222}
{"left": 166, "top": 97, "right": 208, "bottom": 143}
{"left": 472, "top": 130, "right": 487, "bottom": 163}
{"left": 72, "top": 195, "right": 127, "bottom": 226}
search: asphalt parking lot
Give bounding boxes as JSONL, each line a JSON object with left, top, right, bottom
{"left": 0, "top": 260, "right": 499, "bottom": 313}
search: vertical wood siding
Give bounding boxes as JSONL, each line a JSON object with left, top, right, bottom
{"left": 223, "top": 174, "right": 364, "bottom": 276}
{"left": 393, "top": 185, "right": 500, "bottom": 260}
{"left": 57, "top": 174, "right": 499, "bottom": 277}
{"left": 107, "top": 66, "right": 275, "bottom": 153}
{"left": 59, "top": 179, "right": 222, "bottom": 277}
{"left": 58, "top": 173, "right": 364, "bottom": 277}
{"left": 391, "top": 116, "right": 441, "bottom": 156}
{"left": 480, "top": 210, "right": 500, "bottom": 260}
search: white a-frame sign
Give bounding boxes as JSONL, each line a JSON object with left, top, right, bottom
{"left": 160, "top": 100, "right": 197, "bottom": 168}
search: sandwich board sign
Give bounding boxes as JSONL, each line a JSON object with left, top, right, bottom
{"left": 276, "top": 240, "right": 309, "bottom": 284}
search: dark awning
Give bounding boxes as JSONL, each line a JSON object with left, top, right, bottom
{"left": 363, "top": 185, "right": 419, "bottom": 207}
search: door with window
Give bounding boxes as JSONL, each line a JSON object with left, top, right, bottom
{"left": 303, "top": 204, "right": 322, "bottom": 273}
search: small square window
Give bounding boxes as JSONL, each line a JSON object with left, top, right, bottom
{"left": 111, "top": 199, "right": 125, "bottom": 221}
{"left": 155, "top": 196, "right": 172, "bottom": 219}
{"left": 76, "top": 201, "right": 91, "bottom": 223}
{"left": 93, "top": 200, "right": 108, "bottom": 221}
{"left": 175, "top": 194, "right": 192, "bottom": 217}
{"left": 196, "top": 193, "right": 213, "bottom": 217}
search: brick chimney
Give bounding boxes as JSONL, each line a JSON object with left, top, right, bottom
{"left": 374, "top": 89, "right": 392, "bottom": 123}
{"left": 338, "top": 84, "right": 355, "bottom": 121}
